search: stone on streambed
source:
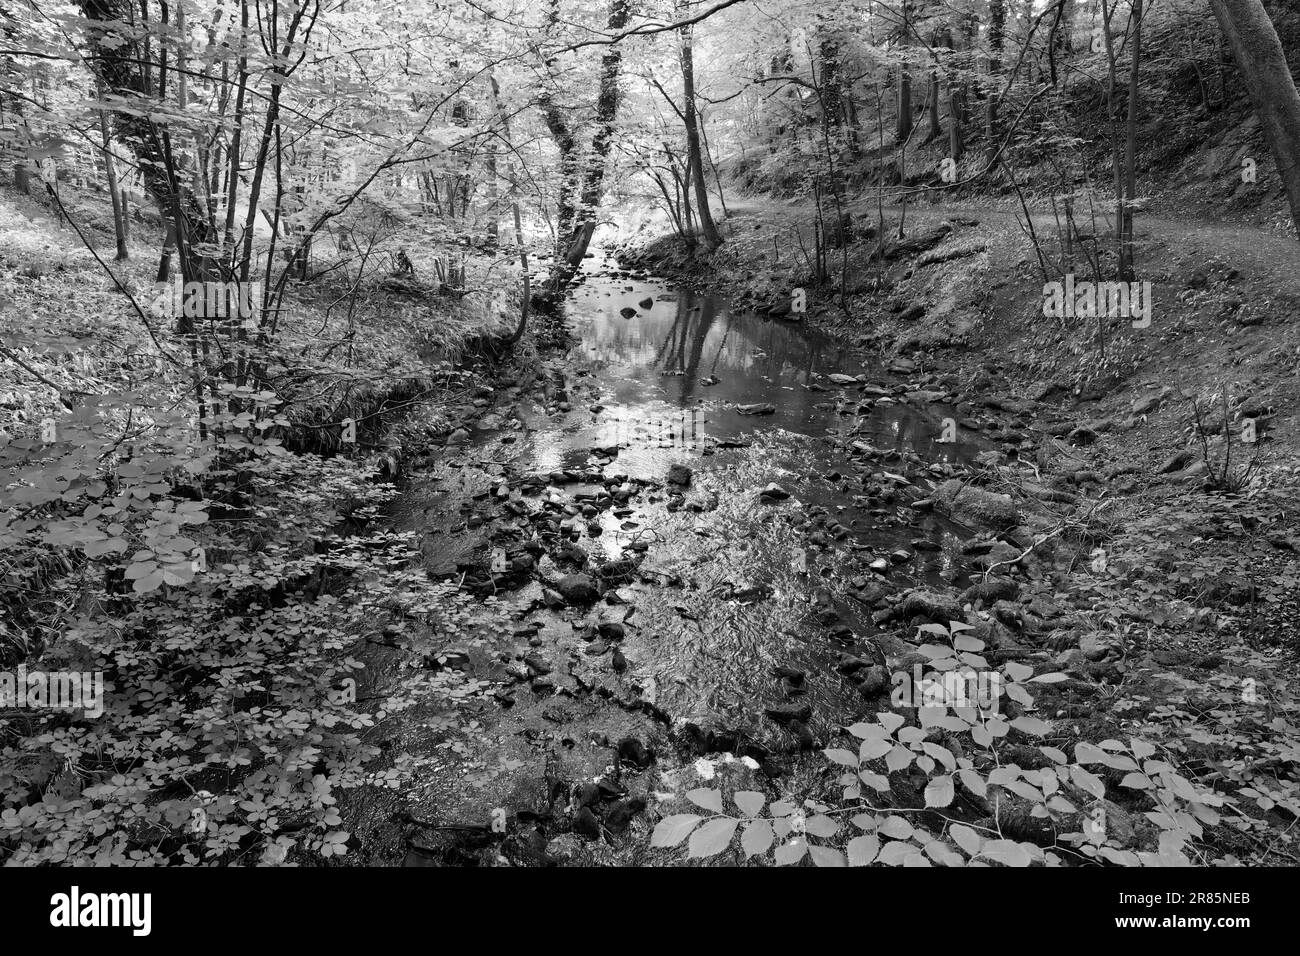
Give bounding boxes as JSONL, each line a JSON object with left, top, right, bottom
{"left": 961, "top": 577, "right": 1021, "bottom": 605}
{"left": 605, "top": 797, "right": 647, "bottom": 835}
{"left": 737, "top": 402, "right": 776, "bottom": 415}
{"left": 572, "top": 806, "right": 602, "bottom": 841}
{"left": 828, "top": 373, "right": 861, "bottom": 386}
{"left": 932, "top": 479, "right": 1019, "bottom": 530}
{"left": 617, "top": 736, "right": 655, "bottom": 770}
{"left": 874, "top": 588, "right": 965, "bottom": 627}
{"left": 759, "top": 483, "right": 791, "bottom": 502}
{"left": 764, "top": 701, "right": 812, "bottom": 725}
{"left": 619, "top": 306, "right": 637, "bottom": 318}
{"left": 556, "top": 573, "right": 600, "bottom": 605}
{"left": 667, "top": 464, "right": 692, "bottom": 486}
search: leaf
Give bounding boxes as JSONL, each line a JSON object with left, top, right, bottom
{"left": 132, "top": 569, "right": 165, "bottom": 593}
{"left": 741, "top": 819, "right": 774, "bottom": 857}
{"left": 979, "top": 839, "right": 1032, "bottom": 867}
{"left": 804, "top": 814, "right": 840, "bottom": 838}
{"left": 1074, "top": 742, "right": 1108, "bottom": 765}
{"left": 846, "top": 834, "right": 880, "bottom": 866}
{"left": 824, "top": 748, "right": 858, "bottom": 767}
{"left": 1070, "top": 765, "right": 1107, "bottom": 799}
{"left": 959, "top": 768, "right": 988, "bottom": 798}
{"left": 733, "top": 790, "right": 765, "bottom": 817}
{"left": 917, "top": 643, "right": 955, "bottom": 660}
{"left": 921, "top": 741, "right": 957, "bottom": 771}
{"left": 1120, "top": 772, "right": 1153, "bottom": 790}
{"left": 1130, "top": 738, "right": 1157, "bottom": 760}
{"left": 858, "top": 769, "right": 890, "bottom": 791}
{"left": 859, "top": 738, "right": 892, "bottom": 761}
{"left": 1011, "top": 716, "right": 1051, "bottom": 736}
{"left": 687, "top": 817, "right": 739, "bottom": 858}
{"left": 1004, "top": 661, "right": 1034, "bottom": 682}
{"left": 650, "top": 814, "right": 701, "bottom": 848}
{"left": 949, "top": 824, "right": 983, "bottom": 856}
{"left": 686, "top": 788, "right": 723, "bottom": 813}
{"left": 809, "top": 845, "right": 847, "bottom": 867}
{"left": 848, "top": 721, "right": 885, "bottom": 740}
{"left": 877, "top": 840, "right": 914, "bottom": 865}
{"left": 774, "top": 838, "right": 808, "bottom": 866}
{"left": 878, "top": 816, "right": 914, "bottom": 840}
{"left": 878, "top": 713, "right": 906, "bottom": 735}
{"left": 1039, "top": 746, "right": 1068, "bottom": 764}
{"left": 885, "top": 745, "right": 913, "bottom": 773}
{"left": 1028, "top": 672, "right": 1068, "bottom": 683}
{"left": 925, "top": 775, "right": 956, "bottom": 808}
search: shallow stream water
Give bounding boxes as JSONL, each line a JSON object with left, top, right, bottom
{"left": 397, "top": 254, "right": 988, "bottom": 745}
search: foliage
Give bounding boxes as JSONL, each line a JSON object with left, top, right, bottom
{"left": 651, "top": 620, "right": 1300, "bottom": 866}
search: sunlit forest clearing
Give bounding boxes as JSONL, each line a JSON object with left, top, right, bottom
{"left": 1, "top": 0, "right": 1299, "bottom": 873}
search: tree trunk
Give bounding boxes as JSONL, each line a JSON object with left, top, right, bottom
{"left": 536, "top": 0, "right": 631, "bottom": 307}
{"left": 986, "top": 0, "right": 1006, "bottom": 165}
{"left": 1120, "top": 0, "right": 1143, "bottom": 281}
{"left": 1209, "top": 0, "right": 1300, "bottom": 239}
{"left": 681, "top": 15, "right": 720, "bottom": 249}
{"left": 97, "top": 95, "right": 129, "bottom": 259}
{"left": 896, "top": 0, "right": 913, "bottom": 142}
{"left": 926, "top": 68, "right": 942, "bottom": 142}
{"left": 897, "top": 70, "right": 913, "bottom": 142}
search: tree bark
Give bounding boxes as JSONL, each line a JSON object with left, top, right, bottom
{"left": 96, "top": 87, "right": 129, "bottom": 260}
{"left": 680, "top": 15, "right": 720, "bottom": 249}
{"left": 536, "top": 0, "right": 632, "bottom": 306}
{"left": 986, "top": 0, "right": 1006, "bottom": 165}
{"left": 1209, "top": 0, "right": 1300, "bottom": 239}
{"left": 1120, "top": 0, "right": 1143, "bottom": 280}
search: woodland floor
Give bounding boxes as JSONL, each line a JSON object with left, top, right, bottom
{"left": 4, "top": 179, "right": 1300, "bottom": 867}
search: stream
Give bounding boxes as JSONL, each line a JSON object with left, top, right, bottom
{"left": 385, "top": 254, "right": 994, "bottom": 860}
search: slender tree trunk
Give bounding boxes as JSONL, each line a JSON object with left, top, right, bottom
{"left": 1120, "top": 0, "right": 1143, "bottom": 280}
{"left": 680, "top": 15, "right": 720, "bottom": 249}
{"left": 896, "top": 0, "right": 913, "bottom": 142}
{"left": 926, "top": 67, "right": 942, "bottom": 142}
{"left": 1209, "top": 0, "right": 1300, "bottom": 239}
{"left": 987, "top": 0, "right": 1006, "bottom": 165}
{"left": 96, "top": 89, "right": 128, "bottom": 259}
{"left": 537, "top": 0, "right": 631, "bottom": 305}
{"left": 897, "top": 68, "right": 913, "bottom": 142}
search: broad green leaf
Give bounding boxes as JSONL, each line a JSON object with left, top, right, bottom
{"left": 651, "top": 814, "right": 701, "bottom": 848}
{"left": 980, "top": 839, "right": 1032, "bottom": 867}
{"left": 804, "top": 814, "right": 839, "bottom": 838}
{"left": 686, "top": 788, "right": 723, "bottom": 813}
{"left": 741, "top": 818, "right": 773, "bottom": 857}
{"left": 949, "top": 823, "right": 983, "bottom": 856}
{"left": 809, "top": 845, "right": 847, "bottom": 867}
{"left": 687, "top": 817, "right": 739, "bottom": 858}
{"left": 925, "top": 774, "right": 955, "bottom": 808}
{"left": 846, "top": 834, "right": 879, "bottom": 866}
{"left": 774, "top": 838, "right": 808, "bottom": 866}
{"left": 824, "top": 748, "right": 858, "bottom": 767}
{"left": 733, "top": 791, "right": 765, "bottom": 817}
{"left": 878, "top": 816, "right": 914, "bottom": 840}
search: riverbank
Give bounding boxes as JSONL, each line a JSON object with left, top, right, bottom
{"left": 347, "top": 219, "right": 1300, "bottom": 866}
{"left": 603, "top": 199, "right": 1300, "bottom": 864}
